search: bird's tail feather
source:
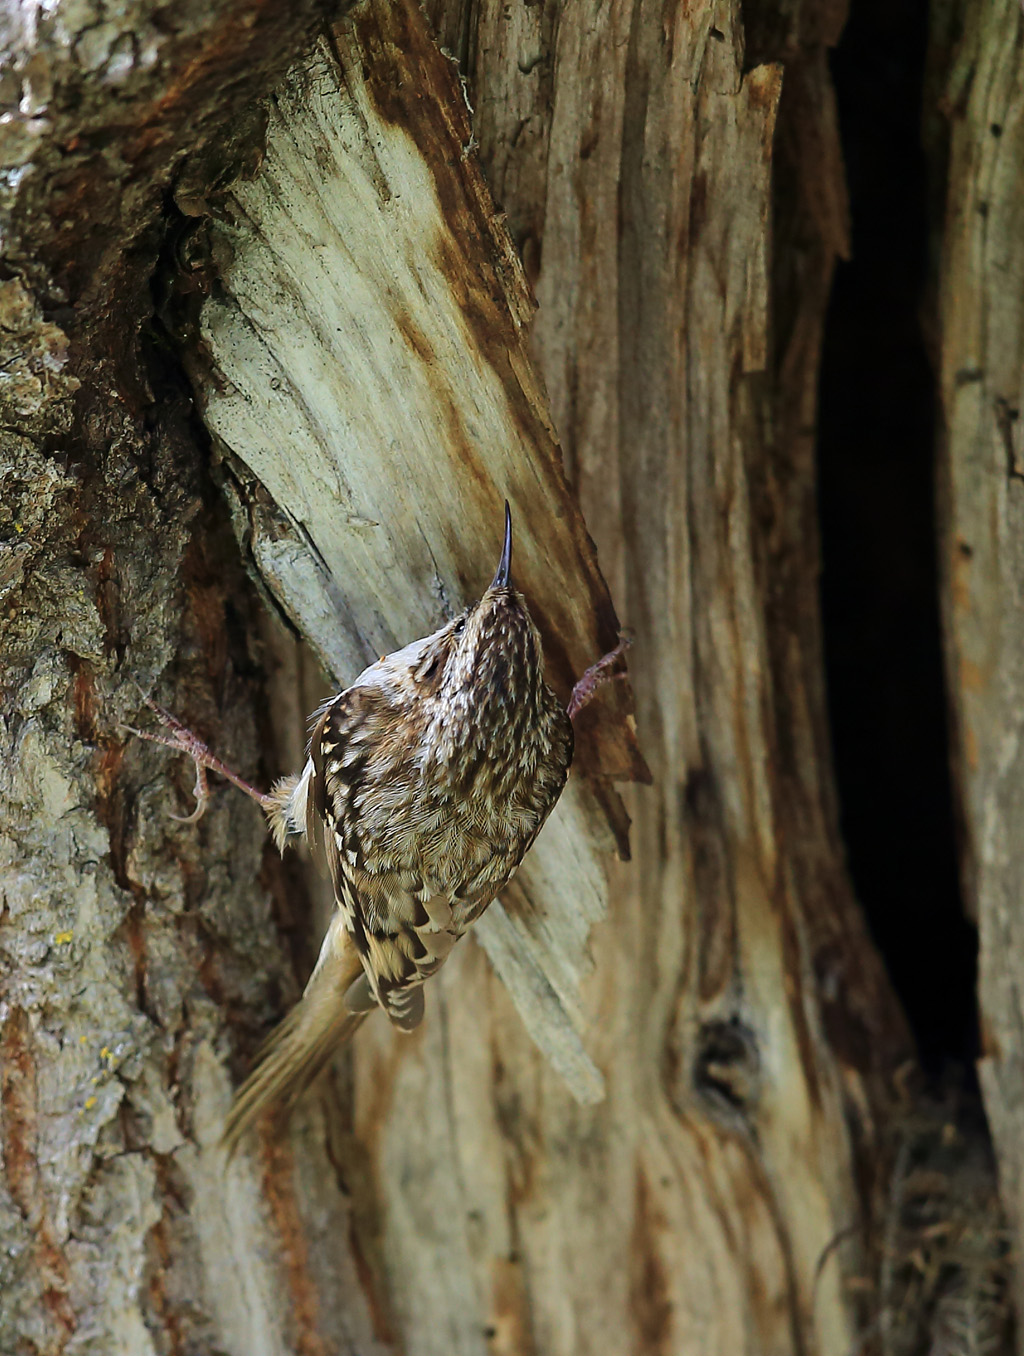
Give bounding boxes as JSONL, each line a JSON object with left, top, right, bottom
{"left": 221, "top": 926, "right": 367, "bottom": 1159}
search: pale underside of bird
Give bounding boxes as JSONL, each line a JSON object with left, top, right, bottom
{"left": 127, "top": 504, "right": 629, "bottom": 1154}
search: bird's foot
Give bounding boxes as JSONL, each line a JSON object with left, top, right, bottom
{"left": 121, "top": 696, "right": 273, "bottom": 823}
{"left": 567, "top": 633, "right": 632, "bottom": 722}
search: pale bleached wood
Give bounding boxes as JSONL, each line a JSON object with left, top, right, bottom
{"left": 194, "top": 0, "right": 908, "bottom": 1350}
{"left": 198, "top": 14, "right": 643, "bottom": 787}
{"left": 192, "top": 3, "right": 645, "bottom": 1105}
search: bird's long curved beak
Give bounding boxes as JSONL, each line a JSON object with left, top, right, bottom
{"left": 490, "top": 501, "right": 513, "bottom": 589}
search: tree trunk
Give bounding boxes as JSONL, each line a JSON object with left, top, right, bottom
{"left": 932, "top": 0, "right": 1024, "bottom": 1342}
{"left": 0, "top": 0, "right": 1005, "bottom": 1353}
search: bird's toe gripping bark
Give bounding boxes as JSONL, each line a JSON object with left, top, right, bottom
{"left": 121, "top": 695, "right": 273, "bottom": 823}
{"left": 567, "top": 632, "right": 633, "bottom": 722}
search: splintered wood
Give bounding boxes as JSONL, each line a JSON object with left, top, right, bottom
{"left": 180, "top": 0, "right": 909, "bottom": 1351}
{"left": 187, "top": 0, "right": 644, "bottom": 1103}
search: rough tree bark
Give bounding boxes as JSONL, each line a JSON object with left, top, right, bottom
{"left": 0, "top": 0, "right": 984, "bottom": 1353}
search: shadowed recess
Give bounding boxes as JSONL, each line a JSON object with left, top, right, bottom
{"left": 817, "top": 0, "right": 977, "bottom": 1075}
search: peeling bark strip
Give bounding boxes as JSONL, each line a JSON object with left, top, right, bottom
{"left": 186, "top": 0, "right": 646, "bottom": 1102}
{"left": 934, "top": 0, "right": 1024, "bottom": 1329}
{"left": 193, "top": 0, "right": 645, "bottom": 792}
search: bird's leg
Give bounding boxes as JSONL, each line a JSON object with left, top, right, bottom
{"left": 567, "top": 633, "right": 632, "bottom": 722}
{"left": 121, "top": 696, "right": 274, "bottom": 824}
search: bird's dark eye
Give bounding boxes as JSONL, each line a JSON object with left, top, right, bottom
{"left": 453, "top": 616, "right": 467, "bottom": 635}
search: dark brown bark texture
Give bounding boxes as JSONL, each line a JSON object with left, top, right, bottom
{"left": 0, "top": 0, "right": 1005, "bottom": 1352}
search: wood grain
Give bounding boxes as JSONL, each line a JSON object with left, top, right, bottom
{"left": 188, "top": 0, "right": 652, "bottom": 1105}
{"left": 187, "top": 0, "right": 905, "bottom": 1350}
{"left": 933, "top": 0, "right": 1024, "bottom": 1331}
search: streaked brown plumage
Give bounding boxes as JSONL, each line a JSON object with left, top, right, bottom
{"left": 125, "top": 503, "right": 631, "bottom": 1154}
{"left": 223, "top": 503, "right": 574, "bottom": 1151}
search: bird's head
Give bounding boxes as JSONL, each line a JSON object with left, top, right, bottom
{"left": 410, "top": 503, "right": 547, "bottom": 738}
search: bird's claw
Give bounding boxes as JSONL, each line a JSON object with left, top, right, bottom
{"left": 169, "top": 763, "right": 211, "bottom": 824}
{"left": 120, "top": 695, "right": 270, "bottom": 819}
{"left": 567, "top": 632, "right": 633, "bottom": 722}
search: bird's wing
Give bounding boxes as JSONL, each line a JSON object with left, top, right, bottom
{"left": 311, "top": 687, "right": 460, "bottom": 1029}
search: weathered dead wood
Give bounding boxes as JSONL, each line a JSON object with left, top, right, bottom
{"left": 184, "top": 0, "right": 647, "bottom": 1105}
{"left": 171, "top": 1, "right": 911, "bottom": 1352}
{"left": 449, "top": 0, "right": 912, "bottom": 1350}
{"left": 932, "top": 1, "right": 1024, "bottom": 1339}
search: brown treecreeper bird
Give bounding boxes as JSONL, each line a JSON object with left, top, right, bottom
{"left": 128, "top": 504, "right": 628, "bottom": 1154}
